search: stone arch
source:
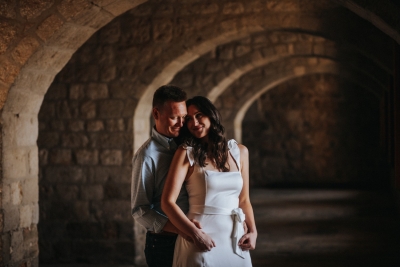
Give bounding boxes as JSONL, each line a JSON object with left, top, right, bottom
{"left": 0, "top": 0, "right": 399, "bottom": 266}
{"left": 210, "top": 57, "right": 384, "bottom": 141}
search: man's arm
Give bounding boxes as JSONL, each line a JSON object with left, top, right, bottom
{"left": 131, "top": 153, "right": 168, "bottom": 233}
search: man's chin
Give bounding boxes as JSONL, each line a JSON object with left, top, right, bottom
{"left": 169, "top": 131, "right": 180, "bottom": 137}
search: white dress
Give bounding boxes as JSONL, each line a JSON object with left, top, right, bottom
{"left": 173, "top": 140, "right": 252, "bottom": 267}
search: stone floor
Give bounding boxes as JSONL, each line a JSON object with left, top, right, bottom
{"left": 42, "top": 188, "right": 400, "bottom": 267}
{"left": 250, "top": 188, "right": 400, "bottom": 267}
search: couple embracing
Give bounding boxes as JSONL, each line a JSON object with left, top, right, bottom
{"left": 131, "top": 85, "right": 257, "bottom": 267}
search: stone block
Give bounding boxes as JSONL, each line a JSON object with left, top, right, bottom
{"left": 0, "top": 20, "right": 17, "bottom": 54}
{"left": 235, "top": 45, "right": 251, "bottom": 57}
{"left": 20, "top": 205, "right": 33, "bottom": 228}
{"left": 102, "top": 0, "right": 147, "bottom": 17}
{"left": 87, "top": 120, "right": 104, "bottom": 132}
{"left": 223, "top": 2, "right": 244, "bottom": 14}
{"left": 56, "top": 185, "right": 79, "bottom": 201}
{"left": 49, "top": 119, "right": 65, "bottom": 132}
{"left": 12, "top": 36, "right": 40, "bottom": 65}
{"left": 32, "top": 203, "right": 39, "bottom": 224}
{"left": 49, "top": 149, "right": 72, "bottom": 165}
{"left": 153, "top": 19, "right": 173, "bottom": 43}
{"left": 97, "top": 100, "right": 124, "bottom": 118}
{"left": 39, "top": 149, "right": 48, "bottom": 166}
{"left": 0, "top": 1, "right": 17, "bottom": 18}
{"left": 68, "top": 120, "right": 85, "bottom": 132}
{"left": 36, "top": 14, "right": 65, "bottom": 42}
{"left": 4, "top": 203, "right": 20, "bottom": 230}
{"left": 100, "top": 65, "right": 117, "bottom": 82}
{"left": 19, "top": 0, "right": 53, "bottom": 20}
{"left": 4, "top": 88, "right": 45, "bottom": 116}
{"left": 73, "top": 201, "right": 90, "bottom": 220}
{"left": 57, "top": 0, "right": 91, "bottom": 21}
{"left": 99, "top": 19, "right": 120, "bottom": 44}
{"left": 23, "top": 225, "right": 39, "bottom": 258}
{"left": 22, "top": 178, "right": 39, "bottom": 204}
{"left": 3, "top": 147, "right": 28, "bottom": 180}
{"left": 100, "top": 150, "right": 122, "bottom": 166}
{"left": 106, "top": 119, "right": 125, "bottom": 132}
{"left": 11, "top": 182, "right": 22, "bottom": 205}
{"left": 89, "top": 132, "right": 132, "bottom": 149}
{"left": 274, "top": 44, "right": 288, "bottom": 54}
{"left": 73, "top": 6, "right": 114, "bottom": 29}
{"left": 28, "top": 146, "right": 39, "bottom": 176}
{"left": 37, "top": 132, "right": 59, "bottom": 148}
{"left": 56, "top": 100, "right": 74, "bottom": 118}
{"left": 44, "top": 166, "right": 86, "bottom": 184}
{"left": 80, "top": 101, "right": 96, "bottom": 119}
{"left": 46, "top": 22, "right": 96, "bottom": 51}
{"left": 45, "top": 83, "right": 68, "bottom": 100}
{"left": 92, "top": 200, "right": 129, "bottom": 221}
{"left": 11, "top": 229, "right": 24, "bottom": 261}
{"left": 0, "top": 56, "right": 19, "bottom": 84}
{"left": 69, "top": 84, "right": 85, "bottom": 99}
{"left": 76, "top": 149, "right": 99, "bottom": 165}
{"left": 61, "top": 133, "right": 89, "bottom": 147}
{"left": 87, "top": 166, "right": 130, "bottom": 184}
{"left": 87, "top": 83, "right": 108, "bottom": 99}
{"left": 80, "top": 185, "right": 104, "bottom": 200}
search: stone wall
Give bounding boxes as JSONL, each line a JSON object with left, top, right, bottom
{"left": 242, "top": 74, "right": 382, "bottom": 188}
{"left": 0, "top": 0, "right": 392, "bottom": 266}
{"left": 37, "top": 34, "right": 135, "bottom": 263}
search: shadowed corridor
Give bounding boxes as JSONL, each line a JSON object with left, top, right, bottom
{"left": 250, "top": 189, "right": 400, "bottom": 267}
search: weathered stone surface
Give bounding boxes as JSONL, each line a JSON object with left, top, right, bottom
{"left": 87, "top": 83, "right": 108, "bottom": 99}
{"left": 11, "top": 36, "right": 40, "bottom": 65}
{"left": 20, "top": 0, "right": 53, "bottom": 20}
{"left": 36, "top": 14, "right": 65, "bottom": 41}
{"left": 100, "top": 150, "right": 122, "bottom": 166}
{"left": 44, "top": 166, "right": 86, "bottom": 184}
{"left": 75, "top": 149, "right": 99, "bottom": 165}
{"left": 87, "top": 120, "right": 104, "bottom": 131}
{"left": 57, "top": 0, "right": 91, "bottom": 21}
{"left": 20, "top": 205, "right": 33, "bottom": 228}
{"left": 0, "top": 56, "right": 19, "bottom": 84}
{"left": 80, "top": 185, "right": 104, "bottom": 200}
{"left": 22, "top": 178, "right": 38, "bottom": 204}
{"left": 80, "top": 101, "right": 96, "bottom": 118}
{"left": 49, "top": 149, "right": 72, "bottom": 165}
{"left": 68, "top": 120, "right": 85, "bottom": 132}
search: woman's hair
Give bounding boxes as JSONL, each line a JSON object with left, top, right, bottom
{"left": 181, "top": 96, "right": 230, "bottom": 172}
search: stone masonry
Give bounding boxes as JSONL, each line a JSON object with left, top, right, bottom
{"left": 0, "top": 0, "right": 399, "bottom": 266}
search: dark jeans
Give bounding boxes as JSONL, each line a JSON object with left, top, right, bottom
{"left": 145, "top": 232, "right": 178, "bottom": 267}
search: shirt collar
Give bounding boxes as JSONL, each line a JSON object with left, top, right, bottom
{"left": 151, "top": 127, "right": 177, "bottom": 151}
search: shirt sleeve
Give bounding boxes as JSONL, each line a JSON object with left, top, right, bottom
{"left": 131, "top": 153, "right": 169, "bottom": 233}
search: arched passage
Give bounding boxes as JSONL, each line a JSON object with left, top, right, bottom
{"left": 0, "top": 0, "right": 399, "bottom": 266}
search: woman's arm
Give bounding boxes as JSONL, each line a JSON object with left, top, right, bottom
{"left": 237, "top": 144, "right": 258, "bottom": 250}
{"left": 161, "top": 146, "right": 216, "bottom": 251}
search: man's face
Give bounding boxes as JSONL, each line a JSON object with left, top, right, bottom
{"left": 153, "top": 100, "right": 187, "bottom": 138}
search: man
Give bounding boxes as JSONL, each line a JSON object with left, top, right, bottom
{"left": 131, "top": 85, "right": 191, "bottom": 267}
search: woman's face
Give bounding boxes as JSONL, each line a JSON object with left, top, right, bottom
{"left": 185, "top": 104, "right": 211, "bottom": 139}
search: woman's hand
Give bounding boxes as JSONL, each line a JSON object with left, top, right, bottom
{"left": 193, "top": 229, "right": 216, "bottom": 251}
{"left": 238, "top": 232, "right": 257, "bottom": 251}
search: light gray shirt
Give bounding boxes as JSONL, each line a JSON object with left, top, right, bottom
{"left": 131, "top": 127, "right": 189, "bottom": 233}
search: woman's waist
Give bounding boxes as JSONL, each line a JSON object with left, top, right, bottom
{"left": 188, "top": 204, "right": 239, "bottom": 215}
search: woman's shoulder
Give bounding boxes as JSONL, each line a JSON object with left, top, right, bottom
{"left": 228, "top": 139, "right": 248, "bottom": 154}
{"left": 177, "top": 144, "right": 195, "bottom": 166}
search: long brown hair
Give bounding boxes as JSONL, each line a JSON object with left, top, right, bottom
{"left": 181, "top": 96, "right": 229, "bottom": 172}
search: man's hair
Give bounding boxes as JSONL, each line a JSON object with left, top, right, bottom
{"left": 152, "top": 85, "right": 187, "bottom": 109}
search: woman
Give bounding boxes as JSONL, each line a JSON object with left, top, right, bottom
{"left": 161, "top": 96, "right": 257, "bottom": 267}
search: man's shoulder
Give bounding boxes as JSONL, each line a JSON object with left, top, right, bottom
{"left": 133, "top": 137, "right": 158, "bottom": 159}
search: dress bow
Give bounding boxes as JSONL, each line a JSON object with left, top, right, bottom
{"left": 231, "top": 208, "right": 246, "bottom": 258}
